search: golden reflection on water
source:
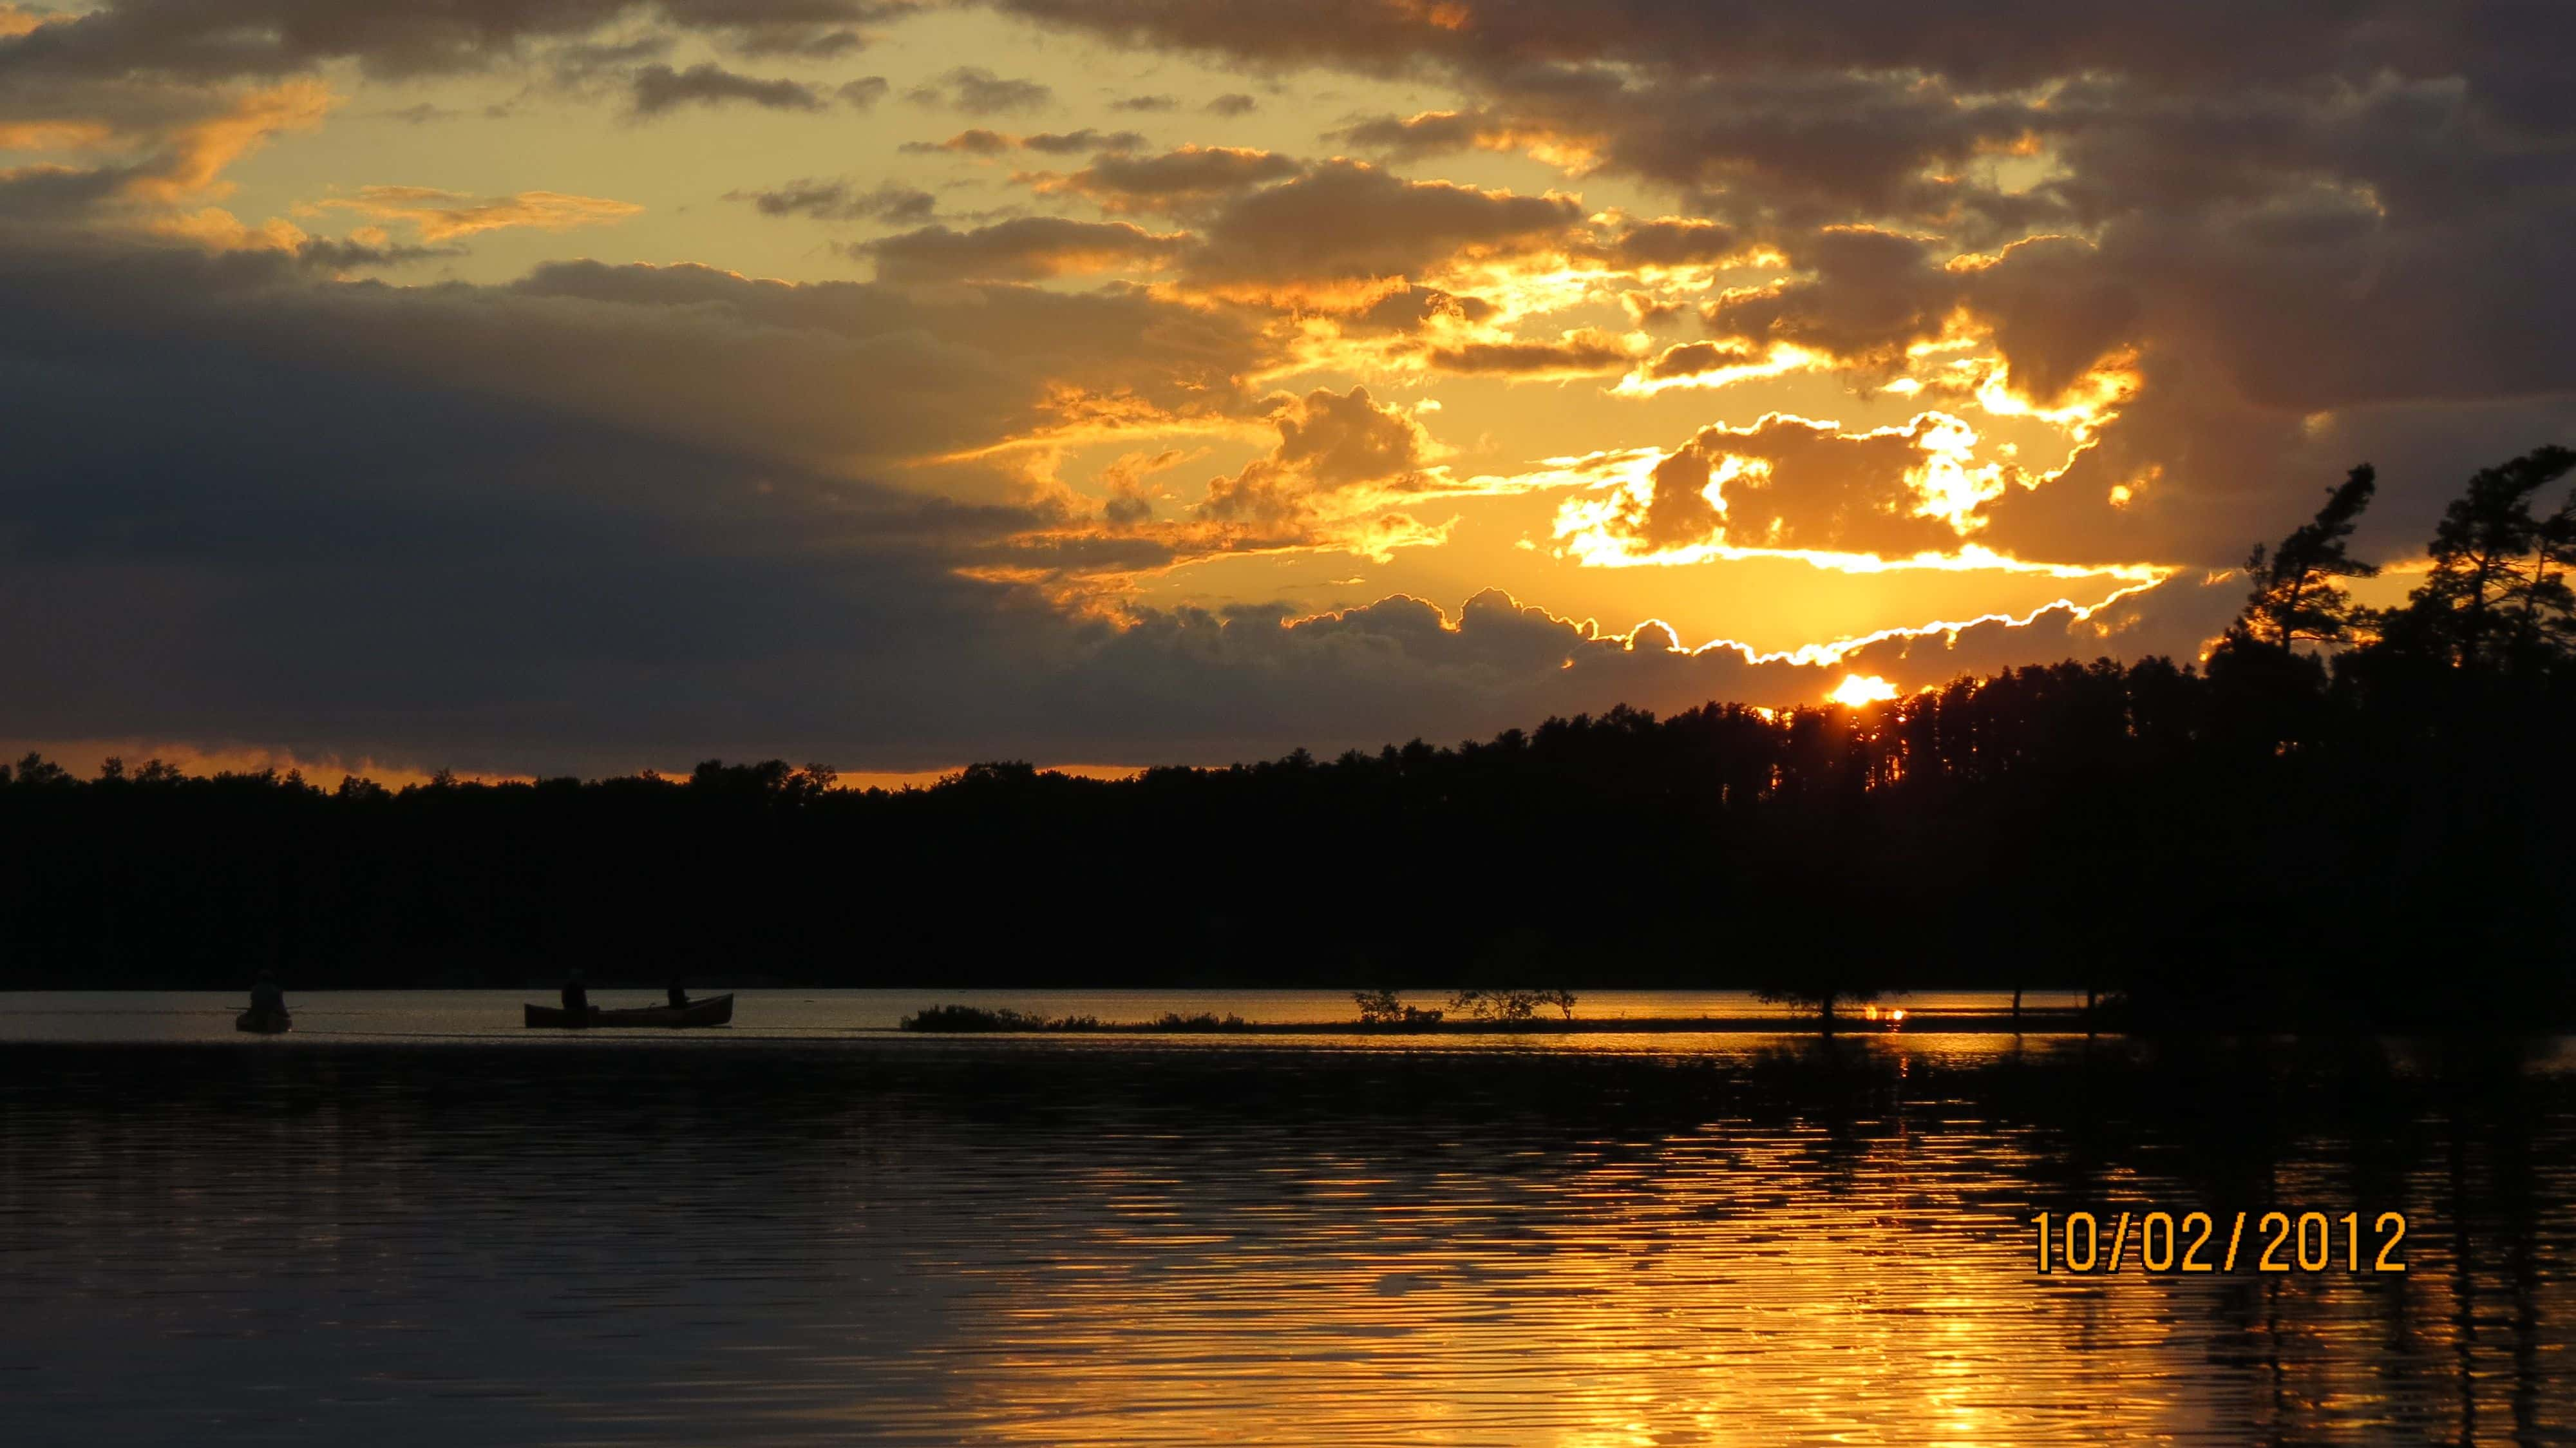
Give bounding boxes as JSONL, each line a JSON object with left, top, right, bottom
{"left": 0, "top": 1030, "right": 2567, "bottom": 1445}
{"left": 753, "top": 1042, "right": 2568, "bottom": 1445}
{"left": 910, "top": 1129, "right": 2174, "bottom": 1444}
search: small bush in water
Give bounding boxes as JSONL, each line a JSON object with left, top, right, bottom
{"left": 1353, "top": 990, "right": 1444, "bottom": 1027}
{"left": 901, "top": 1005, "right": 1037, "bottom": 1031}
{"left": 1148, "top": 1012, "right": 1251, "bottom": 1031}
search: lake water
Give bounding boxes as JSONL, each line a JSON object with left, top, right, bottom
{"left": 3, "top": 994, "right": 2570, "bottom": 1445}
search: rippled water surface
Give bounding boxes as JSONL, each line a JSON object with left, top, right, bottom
{"left": 3, "top": 1001, "right": 2570, "bottom": 1445}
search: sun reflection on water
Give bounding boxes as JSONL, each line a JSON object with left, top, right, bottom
{"left": 0, "top": 1033, "right": 2566, "bottom": 1445}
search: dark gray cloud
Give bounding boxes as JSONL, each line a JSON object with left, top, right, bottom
{"left": 0, "top": 243, "right": 1041, "bottom": 771}
{"left": 724, "top": 24, "right": 868, "bottom": 60}
{"left": 904, "top": 65, "right": 1052, "bottom": 115}
{"left": 1054, "top": 590, "right": 1835, "bottom": 762}
{"left": 1840, "top": 577, "right": 2249, "bottom": 693}
{"left": 899, "top": 126, "right": 1142, "bottom": 156}
{"left": 1703, "top": 227, "right": 1959, "bottom": 378}
{"left": 727, "top": 178, "right": 937, "bottom": 223}
{"left": 1634, "top": 339, "right": 1762, "bottom": 383}
{"left": 0, "top": 161, "right": 134, "bottom": 223}
{"left": 373, "top": 102, "right": 466, "bottom": 125}
{"left": 1593, "top": 217, "right": 1742, "bottom": 270}
{"left": 1108, "top": 93, "right": 1175, "bottom": 112}
{"left": 856, "top": 216, "right": 1189, "bottom": 281}
{"left": 1186, "top": 159, "right": 1580, "bottom": 292}
{"left": 290, "top": 235, "right": 466, "bottom": 271}
{"left": 1032, "top": 144, "right": 1300, "bottom": 214}
{"left": 548, "top": 35, "right": 675, "bottom": 85}
{"left": 0, "top": 237, "right": 1270, "bottom": 486}
{"left": 0, "top": 0, "right": 914, "bottom": 82}
{"left": 1332, "top": 108, "right": 1496, "bottom": 158}
{"left": 1343, "top": 285, "right": 1498, "bottom": 335}
{"left": 1016, "top": 127, "right": 1145, "bottom": 155}
{"left": 901, "top": 128, "right": 1014, "bottom": 155}
{"left": 1204, "top": 92, "right": 1255, "bottom": 117}
{"left": 485, "top": 254, "right": 1266, "bottom": 463}
{"left": 1422, "top": 332, "right": 1633, "bottom": 379}
{"left": 630, "top": 61, "right": 824, "bottom": 114}
{"left": 990, "top": 1, "right": 2539, "bottom": 100}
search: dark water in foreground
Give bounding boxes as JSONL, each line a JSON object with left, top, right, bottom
{"left": 3, "top": 1031, "right": 2571, "bottom": 1445}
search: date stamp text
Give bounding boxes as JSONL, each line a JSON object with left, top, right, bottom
{"left": 2031, "top": 1210, "right": 2409, "bottom": 1275}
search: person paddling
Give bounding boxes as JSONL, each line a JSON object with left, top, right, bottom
{"left": 236, "top": 968, "right": 292, "bottom": 1033}
{"left": 666, "top": 977, "right": 690, "bottom": 1011}
{"left": 562, "top": 968, "right": 591, "bottom": 1025}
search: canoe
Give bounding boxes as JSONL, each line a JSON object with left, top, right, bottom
{"left": 236, "top": 1008, "right": 291, "bottom": 1034}
{"left": 523, "top": 993, "right": 734, "bottom": 1028}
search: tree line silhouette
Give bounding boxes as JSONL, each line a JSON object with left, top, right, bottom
{"left": 3, "top": 448, "right": 2570, "bottom": 1029}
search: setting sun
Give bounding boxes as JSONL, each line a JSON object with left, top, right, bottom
{"left": 1829, "top": 674, "right": 1900, "bottom": 706}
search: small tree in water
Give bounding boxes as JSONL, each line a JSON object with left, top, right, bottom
{"left": 1440, "top": 987, "right": 1578, "bottom": 1022}
{"left": 1757, "top": 981, "right": 1883, "bottom": 1034}
{"left": 1449, "top": 987, "right": 1540, "bottom": 1022}
{"left": 1352, "top": 989, "right": 1443, "bottom": 1027}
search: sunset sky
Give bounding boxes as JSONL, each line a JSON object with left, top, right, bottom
{"left": 3, "top": 0, "right": 2570, "bottom": 775}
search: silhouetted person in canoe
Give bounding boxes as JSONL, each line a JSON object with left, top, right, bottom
{"left": 667, "top": 978, "right": 690, "bottom": 1010}
{"left": 562, "top": 968, "right": 591, "bottom": 1024}
{"left": 249, "top": 968, "right": 285, "bottom": 1018}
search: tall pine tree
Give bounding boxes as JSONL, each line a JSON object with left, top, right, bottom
{"left": 2229, "top": 464, "right": 2380, "bottom": 654}
{"left": 2388, "top": 446, "right": 2576, "bottom": 671}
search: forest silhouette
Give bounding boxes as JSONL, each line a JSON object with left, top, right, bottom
{"left": 5, "top": 448, "right": 2571, "bottom": 1030}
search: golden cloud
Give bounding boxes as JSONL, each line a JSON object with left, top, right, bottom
{"left": 126, "top": 81, "right": 336, "bottom": 204}
{"left": 306, "top": 185, "right": 644, "bottom": 241}
{"left": 0, "top": 120, "right": 114, "bottom": 151}
{"left": 0, "top": 3, "right": 54, "bottom": 39}
{"left": 1534, "top": 408, "right": 2175, "bottom": 578}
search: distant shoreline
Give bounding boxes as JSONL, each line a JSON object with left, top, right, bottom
{"left": 903, "top": 1011, "right": 2104, "bottom": 1036}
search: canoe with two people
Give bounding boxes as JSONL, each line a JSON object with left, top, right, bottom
{"left": 523, "top": 969, "right": 734, "bottom": 1028}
